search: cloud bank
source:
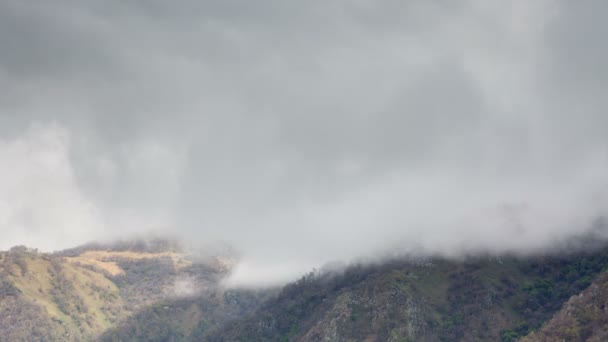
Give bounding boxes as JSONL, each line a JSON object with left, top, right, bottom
{"left": 1, "top": 0, "right": 607, "bottom": 285}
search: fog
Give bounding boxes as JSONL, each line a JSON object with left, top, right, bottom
{"left": 1, "top": 0, "right": 607, "bottom": 286}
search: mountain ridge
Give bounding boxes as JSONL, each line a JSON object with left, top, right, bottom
{"left": 3, "top": 240, "right": 608, "bottom": 341}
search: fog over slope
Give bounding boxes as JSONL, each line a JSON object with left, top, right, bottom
{"left": 1, "top": 1, "right": 607, "bottom": 285}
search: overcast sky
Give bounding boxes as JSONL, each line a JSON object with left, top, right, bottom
{"left": 1, "top": 0, "right": 607, "bottom": 285}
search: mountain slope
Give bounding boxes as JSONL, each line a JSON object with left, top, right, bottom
{"left": 521, "top": 272, "right": 608, "bottom": 341}
{"left": 100, "top": 288, "right": 274, "bottom": 341}
{"left": 0, "top": 241, "right": 232, "bottom": 341}
{"left": 4, "top": 241, "right": 608, "bottom": 341}
{"left": 205, "top": 250, "right": 608, "bottom": 342}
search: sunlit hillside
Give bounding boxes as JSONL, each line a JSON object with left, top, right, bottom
{"left": 0, "top": 241, "right": 238, "bottom": 340}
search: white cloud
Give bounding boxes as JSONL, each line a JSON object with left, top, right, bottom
{"left": 0, "top": 123, "right": 102, "bottom": 250}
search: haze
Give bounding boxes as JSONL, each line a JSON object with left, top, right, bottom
{"left": 1, "top": 1, "right": 607, "bottom": 285}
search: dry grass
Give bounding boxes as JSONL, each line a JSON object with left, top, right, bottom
{"left": 9, "top": 256, "right": 66, "bottom": 320}
{"left": 65, "top": 257, "right": 124, "bottom": 276}
{"left": 66, "top": 250, "right": 192, "bottom": 276}
{"left": 4, "top": 254, "right": 130, "bottom": 337}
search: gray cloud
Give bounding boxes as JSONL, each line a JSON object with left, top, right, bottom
{"left": 0, "top": 0, "right": 607, "bottom": 285}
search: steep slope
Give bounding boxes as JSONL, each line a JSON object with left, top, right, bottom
{"left": 1, "top": 246, "right": 124, "bottom": 340}
{"left": 0, "top": 241, "right": 232, "bottom": 341}
{"left": 100, "top": 288, "right": 275, "bottom": 341}
{"left": 521, "top": 272, "right": 608, "bottom": 341}
{"left": 206, "top": 250, "right": 608, "bottom": 342}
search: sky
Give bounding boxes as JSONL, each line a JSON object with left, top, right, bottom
{"left": 1, "top": 0, "right": 607, "bottom": 286}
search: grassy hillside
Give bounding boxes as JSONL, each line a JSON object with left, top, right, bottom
{"left": 1, "top": 246, "right": 122, "bottom": 340}
{"left": 0, "top": 241, "right": 233, "bottom": 341}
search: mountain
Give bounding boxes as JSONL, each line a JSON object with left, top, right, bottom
{"left": 3, "top": 240, "right": 608, "bottom": 341}
{"left": 205, "top": 251, "right": 608, "bottom": 342}
{"left": 0, "top": 239, "right": 256, "bottom": 341}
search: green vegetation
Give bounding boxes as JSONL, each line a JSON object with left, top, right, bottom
{"left": 205, "top": 249, "right": 608, "bottom": 341}
{"left": 100, "top": 289, "right": 273, "bottom": 341}
{"left": 520, "top": 271, "right": 608, "bottom": 341}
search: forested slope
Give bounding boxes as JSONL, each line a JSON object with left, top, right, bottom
{"left": 206, "top": 250, "right": 608, "bottom": 342}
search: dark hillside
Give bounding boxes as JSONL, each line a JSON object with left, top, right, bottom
{"left": 521, "top": 271, "right": 608, "bottom": 341}
{"left": 205, "top": 249, "right": 608, "bottom": 342}
{"left": 100, "top": 288, "right": 274, "bottom": 342}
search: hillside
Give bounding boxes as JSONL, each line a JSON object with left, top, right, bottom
{"left": 0, "top": 240, "right": 238, "bottom": 341}
{"left": 521, "top": 272, "right": 608, "bottom": 341}
{"left": 205, "top": 250, "right": 608, "bottom": 342}
{"left": 4, "top": 241, "right": 608, "bottom": 341}
{"left": 100, "top": 286, "right": 273, "bottom": 341}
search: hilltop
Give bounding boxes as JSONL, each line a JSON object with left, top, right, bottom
{"left": 0, "top": 239, "right": 248, "bottom": 341}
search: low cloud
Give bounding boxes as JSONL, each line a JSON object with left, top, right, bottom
{"left": 172, "top": 275, "right": 202, "bottom": 298}
{"left": 1, "top": 0, "right": 607, "bottom": 285}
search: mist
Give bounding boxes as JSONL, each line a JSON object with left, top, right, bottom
{"left": 1, "top": 0, "right": 607, "bottom": 286}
